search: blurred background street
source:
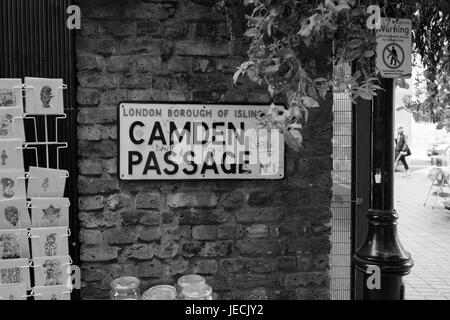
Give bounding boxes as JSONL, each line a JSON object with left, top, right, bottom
{"left": 396, "top": 159, "right": 450, "bottom": 300}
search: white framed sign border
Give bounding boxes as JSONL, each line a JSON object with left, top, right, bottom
{"left": 117, "top": 101, "right": 286, "bottom": 181}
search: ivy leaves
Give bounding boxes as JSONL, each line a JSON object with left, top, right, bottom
{"left": 401, "top": 57, "right": 450, "bottom": 130}
{"left": 298, "top": 14, "right": 321, "bottom": 37}
{"left": 224, "top": 0, "right": 450, "bottom": 149}
{"left": 300, "top": 96, "right": 320, "bottom": 108}
{"left": 231, "top": 0, "right": 382, "bottom": 150}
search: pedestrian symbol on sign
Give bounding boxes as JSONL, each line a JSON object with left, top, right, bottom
{"left": 382, "top": 43, "right": 405, "bottom": 69}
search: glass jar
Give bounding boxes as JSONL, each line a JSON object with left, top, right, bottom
{"left": 110, "top": 276, "right": 141, "bottom": 300}
{"left": 177, "top": 274, "right": 205, "bottom": 298}
{"left": 141, "top": 285, "right": 177, "bottom": 300}
{"left": 181, "top": 283, "right": 213, "bottom": 300}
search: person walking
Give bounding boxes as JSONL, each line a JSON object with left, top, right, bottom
{"left": 395, "top": 125, "right": 411, "bottom": 176}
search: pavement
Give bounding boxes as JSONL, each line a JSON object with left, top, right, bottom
{"left": 395, "top": 159, "right": 450, "bottom": 300}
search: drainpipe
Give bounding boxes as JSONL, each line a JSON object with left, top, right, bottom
{"left": 353, "top": 78, "right": 414, "bottom": 299}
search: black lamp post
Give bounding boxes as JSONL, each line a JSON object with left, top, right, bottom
{"left": 353, "top": 78, "right": 414, "bottom": 299}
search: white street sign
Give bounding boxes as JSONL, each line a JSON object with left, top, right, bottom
{"left": 119, "top": 102, "right": 285, "bottom": 180}
{"left": 376, "top": 18, "right": 412, "bottom": 78}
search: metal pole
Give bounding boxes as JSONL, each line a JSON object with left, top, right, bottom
{"left": 353, "top": 78, "right": 413, "bottom": 300}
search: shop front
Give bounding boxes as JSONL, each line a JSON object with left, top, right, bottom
{"left": 0, "top": 0, "right": 333, "bottom": 300}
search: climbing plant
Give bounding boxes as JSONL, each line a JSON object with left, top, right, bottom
{"left": 399, "top": 0, "right": 450, "bottom": 130}
{"left": 216, "top": 0, "right": 450, "bottom": 150}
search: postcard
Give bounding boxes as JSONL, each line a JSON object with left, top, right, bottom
{"left": 30, "top": 227, "right": 69, "bottom": 257}
{"left": 0, "top": 229, "right": 30, "bottom": 259}
{"left": 32, "top": 285, "right": 70, "bottom": 300}
{"left": 0, "top": 107, "right": 24, "bottom": 141}
{"left": 0, "top": 169, "right": 26, "bottom": 200}
{"left": 0, "top": 258, "right": 31, "bottom": 290}
{"left": 0, "top": 79, "right": 23, "bottom": 107}
{"left": 27, "top": 167, "right": 68, "bottom": 198}
{"left": 33, "top": 255, "right": 71, "bottom": 287}
{"left": 0, "top": 139, "right": 24, "bottom": 170}
{"left": 0, "top": 283, "right": 27, "bottom": 300}
{"left": 0, "top": 199, "right": 31, "bottom": 229}
{"left": 30, "top": 198, "right": 69, "bottom": 228}
{"left": 24, "top": 77, "right": 64, "bottom": 115}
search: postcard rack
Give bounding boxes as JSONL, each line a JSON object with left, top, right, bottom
{"left": 22, "top": 115, "right": 68, "bottom": 170}
{"left": 0, "top": 82, "right": 74, "bottom": 300}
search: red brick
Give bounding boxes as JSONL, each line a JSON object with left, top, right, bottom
{"left": 220, "top": 258, "right": 244, "bottom": 273}
{"left": 80, "top": 245, "right": 119, "bottom": 262}
{"left": 78, "top": 159, "right": 103, "bottom": 175}
{"left": 285, "top": 271, "right": 328, "bottom": 287}
{"left": 193, "top": 260, "right": 218, "bottom": 275}
{"left": 135, "top": 192, "right": 161, "bottom": 209}
{"left": 105, "top": 227, "right": 137, "bottom": 245}
{"left": 245, "top": 224, "right": 268, "bottom": 239}
{"left": 79, "top": 230, "right": 104, "bottom": 245}
{"left": 138, "top": 260, "right": 163, "bottom": 278}
{"left": 192, "top": 225, "right": 218, "bottom": 240}
{"left": 138, "top": 226, "right": 162, "bottom": 242}
{"left": 217, "top": 224, "right": 244, "bottom": 240}
{"left": 236, "top": 239, "right": 281, "bottom": 256}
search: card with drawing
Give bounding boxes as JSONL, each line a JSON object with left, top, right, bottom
{"left": 24, "top": 77, "right": 64, "bottom": 115}
{"left": 0, "top": 79, "right": 23, "bottom": 107}
{"left": 30, "top": 227, "right": 69, "bottom": 257}
{"left": 0, "top": 139, "right": 24, "bottom": 170}
{"left": 0, "top": 170, "right": 26, "bottom": 200}
{"left": 0, "top": 283, "right": 27, "bottom": 300}
{"left": 0, "top": 258, "right": 31, "bottom": 290}
{"left": 33, "top": 255, "right": 70, "bottom": 287}
{"left": 30, "top": 198, "right": 69, "bottom": 228}
{"left": 32, "top": 285, "right": 70, "bottom": 300}
{"left": 0, "top": 199, "right": 31, "bottom": 229}
{"left": 0, "top": 229, "right": 30, "bottom": 259}
{"left": 27, "top": 167, "right": 68, "bottom": 198}
{"left": 0, "top": 107, "right": 24, "bottom": 141}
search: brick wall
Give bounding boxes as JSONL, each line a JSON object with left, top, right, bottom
{"left": 76, "top": 0, "right": 333, "bottom": 300}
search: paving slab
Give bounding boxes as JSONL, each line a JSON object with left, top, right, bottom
{"left": 395, "top": 163, "right": 450, "bottom": 300}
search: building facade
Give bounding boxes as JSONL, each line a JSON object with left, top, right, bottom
{"left": 75, "top": 0, "right": 334, "bottom": 300}
{"left": 0, "top": 0, "right": 334, "bottom": 300}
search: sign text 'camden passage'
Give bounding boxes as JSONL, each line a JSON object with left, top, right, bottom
{"left": 119, "top": 103, "right": 285, "bottom": 180}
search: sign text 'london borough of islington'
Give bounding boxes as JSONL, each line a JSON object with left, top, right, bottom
{"left": 119, "top": 103, "right": 285, "bottom": 180}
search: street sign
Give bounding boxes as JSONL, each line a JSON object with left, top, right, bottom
{"left": 119, "top": 102, "right": 284, "bottom": 180}
{"left": 376, "top": 18, "right": 412, "bottom": 78}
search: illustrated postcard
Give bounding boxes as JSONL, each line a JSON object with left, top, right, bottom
{"left": 0, "top": 169, "right": 26, "bottom": 200}
{"left": 32, "top": 284, "right": 70, "bottom": 300}
{"left": 30, "top": 227, "right": 69, "bottom": 257}
{"left": 0, "top": 198, "right": 31, "bottom": 229}
{"left": 33, "top": 255, "right": 71, "bottom": 288}
{"left": 0, "top": 229, "right": 30, "bottom": 259}
{"left": 27, "top": 167, "right": 68, "bottom": 198}
{"left": 30, "top": 197, "right": 69, "bottom": 228}
{"left": 0, "top": 198, "right": 31, "bottom": 230}
{"left": 0, "top": 79, "right": 23, "bottom": 107}
{"left": 0, "top": 283, "right": 27, "bottom": 300}
{"left": 0, "top": 258, "right": 31, "bottom": 290}
{"left": 0, "top": 107, "right": 24, "bottom": 141}
{"left": 0, "top": 139, "right": 24, "bottom": 170}
{"left": 24, "top": 77, "right": 64, "bottom": 115}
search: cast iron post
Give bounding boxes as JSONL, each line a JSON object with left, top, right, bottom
{"left": 353, "top": 78, "right": 413, "bottom": 299}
